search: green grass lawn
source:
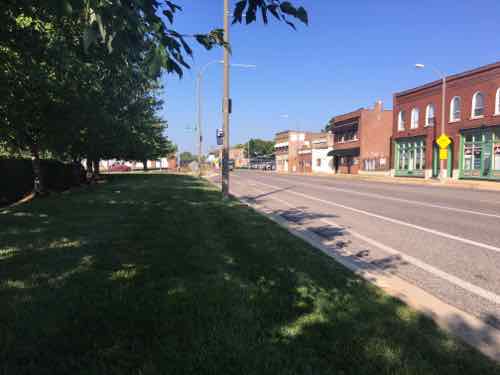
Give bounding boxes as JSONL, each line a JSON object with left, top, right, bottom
{"left": 1, "top": 174, "right": 499, "bottom": 375}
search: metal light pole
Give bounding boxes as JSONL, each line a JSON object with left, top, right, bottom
{"left": 197, "top": 58, "right": 255, "bottom": 181}
{"left": 197, "top": 60, "right": 222, "bottom": 178}
{"left": 415, "top": 63, "right": 447, "bottom": 181}
{"left": 221, "top": 0, "right": 231, "bottom": 197}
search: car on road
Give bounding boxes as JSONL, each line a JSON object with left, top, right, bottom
{"left": 109, "top": 163, "right": 132, "bottom": 172}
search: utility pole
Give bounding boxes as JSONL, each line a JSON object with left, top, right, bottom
{"left": 197, "top": 73, "right": 203, "bottom": 177}
{"left": 248, "top": 139, "right": 251, "bottom": 167}
{"left": 440, "top": 75, "right": 447, "bottom": 180}
{"left": 221, "top": 0, "right": 231, "bottom": 198}
{"left": 415, "top": 63, "right": 448, "bottom": 181}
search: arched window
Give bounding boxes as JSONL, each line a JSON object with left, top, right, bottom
{"left": 472, "top": 91, "right": 485, "bottom": 118}
{"left": 496, "top": 88, "right": 500, "bottom": 115}
{"left": 411, "top": 108, "right": 419, "bottom": 129}
{"left": 450, "top": 96, "right": 461, "bottom": 121}
{"left": 398, "top": 111, "right": 406, "bottom": 131}
{"left": 425, "top": 104, "right": 435, "bottom": 126}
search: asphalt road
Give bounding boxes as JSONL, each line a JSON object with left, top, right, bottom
{"left": 224, "top": 170, "right": 500, "bottom": 329}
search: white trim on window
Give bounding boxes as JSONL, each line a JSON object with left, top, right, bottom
{"left": 495, "top": 88, "right": 500, "bottom": 115}
{"left": 425, "top": 104, "right": 435, "bottom": 127}
{"left": 450, "top": 96, "right": 461, "bottom": 122}
{"left": 471, "top": 91, "right": 485, "bottom": 119}
{"left": 410, "top": 108, "right": 419, "bottom": 129}
{"left": 397, "top": 110, "right": 405, "bottom": 131}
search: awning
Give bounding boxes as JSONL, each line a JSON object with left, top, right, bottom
{"left": 274, "top": 142, "right": 289, "bottom": 148}
{"left": 327, "top": 147, "right": 360, "bottom": 157}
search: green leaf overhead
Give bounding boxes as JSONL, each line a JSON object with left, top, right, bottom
{"left": 0, "top": 0, "right": 307, "bottom": 190}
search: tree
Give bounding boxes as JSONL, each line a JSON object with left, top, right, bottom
{"left": 180, "top": 152, "right": 197, "bottom": 165}
{"left": 0, "top": 1, "right": 307, "bottom": 192}
{"left": 238, "top": 139, "right": 274, "bottom": 158}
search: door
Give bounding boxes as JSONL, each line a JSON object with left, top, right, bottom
{"left": 433, "top": 144, "right": 439, "bottom": 178}
{"left": 482, "top": 133, "right": 492, "bottom": 178}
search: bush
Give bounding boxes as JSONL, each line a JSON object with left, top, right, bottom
{"left": 0, "top": 158, "right": 86, "bottom": 206}
{"left": 0, "top": 158, "right": 34, "bottom": 206}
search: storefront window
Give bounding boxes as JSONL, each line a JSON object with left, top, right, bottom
{"left": 396, "top": 139, "right": 425, "bottom": 175}
{"left": 494, "top": 130, "right": 500, "bottom": 171}
{"left": 462, "top": 129, "right": 500, "bottom": 178}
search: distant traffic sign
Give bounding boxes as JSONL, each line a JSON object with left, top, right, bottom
{"left": 216, "top": 128, "right": 224, "bottom": 145}
{"left": 436, "top": 134, "right": 451, "bottom": 149}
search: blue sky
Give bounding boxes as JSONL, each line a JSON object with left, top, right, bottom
{"left": 160, "top": 0, "right": 500, "bottom": 154}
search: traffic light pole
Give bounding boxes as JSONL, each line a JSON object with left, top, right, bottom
{"left": 221, "top": 0, "right": 230, "bottom": 198}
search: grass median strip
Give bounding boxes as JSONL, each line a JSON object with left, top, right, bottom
{"left": 1, "top": 173, "right": 499, "bottom": 374}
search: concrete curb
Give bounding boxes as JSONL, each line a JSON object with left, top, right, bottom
{"left": 238, "top": 195, "right": 500, "bottom": 362}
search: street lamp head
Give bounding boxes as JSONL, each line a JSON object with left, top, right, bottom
{"left": 415, "top": 63, "right": 425, "bottom": 69}
{"left": 231, "top": 63, "right": 257, "bottom": 69}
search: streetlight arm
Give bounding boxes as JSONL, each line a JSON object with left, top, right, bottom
{"left": 199, "top": 60, "right": 224, "bottom": 77}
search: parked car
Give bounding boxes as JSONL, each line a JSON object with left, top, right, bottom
{"left": 109, "top": 163, "right": 132, "bottom": 172}
{"left": 228, "top": 159, "right": 235, "bottom": 171}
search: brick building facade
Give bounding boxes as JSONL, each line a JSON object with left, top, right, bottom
{"left": 327, "top": 101, "right": 392, "bottom": 175}
{"left": 393, "top": 61, "right": 500, "bottom": 180}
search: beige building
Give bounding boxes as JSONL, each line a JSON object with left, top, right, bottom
{"left": 274, "top": 131, "right": 313, "bottom": 173}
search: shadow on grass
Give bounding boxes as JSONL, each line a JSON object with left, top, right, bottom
{"left": 0, "top": 174, "right": 499, "bottom": 374}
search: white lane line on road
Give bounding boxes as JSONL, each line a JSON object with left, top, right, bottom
{"left": 234, "top": 176, "right": 500, "bottom": 254}
{"left": 232, "top": 179, "right": 500, "bottom": 306}
{"left": 265, "top": 175, "right": 500, "bottom": 219}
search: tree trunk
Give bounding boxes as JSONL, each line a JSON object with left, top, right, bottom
{"left": 31, "top": 146, "right": 45, "bottom": 195}
{"left": 93, "top": 159, "right": 100, "bottom": 176}
{"left": 86, "top": 158, "right": 94, "bottom": 182}
{"left": 143, "top": 159, "right": 148, "bottom": 171}
{"left": 72, "top": 159, "right": 82, "bottom": 185}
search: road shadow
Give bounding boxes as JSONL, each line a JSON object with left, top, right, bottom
{"left": 240, "top": 185, "right": 295, "bottom": 203}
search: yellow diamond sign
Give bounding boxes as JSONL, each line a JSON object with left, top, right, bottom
{"left": 439, "top": 148, "right": 448, "bottom": 160}
{"left": 436, "top": 134, "right": 452, "bottom": 149}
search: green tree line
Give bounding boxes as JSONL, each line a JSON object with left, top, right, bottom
{"left": 1, "top": 1, "right": 307, "bottom": 192}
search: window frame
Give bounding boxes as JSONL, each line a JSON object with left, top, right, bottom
{"left": 397, "top": 110, "right": 406, "bottom": 131}
{"left": 495, "top": 88, "right": 500, "bottom": 116}
{"left": 471, "top": 91, "right": 485, "bottom": 119}
{"left": 450, "top": 96, "right": 461, "bottom": 122}
{"left": 425, "top": 104, "right": 435, "bottom": 127}
{"left": 410, "top": 108, "right": 419, "bottom": 129}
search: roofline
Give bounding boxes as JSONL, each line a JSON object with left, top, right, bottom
{"left": 395, "top": 61, "right": 500, "bottom": 98}
{"left": 328, "top": 108, "right": 364, "bottom": 123}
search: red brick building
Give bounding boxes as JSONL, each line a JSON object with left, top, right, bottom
{"left": 393, "top": 61, "right": 500, "bottom": 180}
{"left": 297, "top": 144, "right": 313, "bottom": 173}
{"left": 327, "top": 101, "right": 393, "bottom": 175}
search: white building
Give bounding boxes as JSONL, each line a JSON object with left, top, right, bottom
{"left": 311, "top": 133, "right": 334, "bottom": 174}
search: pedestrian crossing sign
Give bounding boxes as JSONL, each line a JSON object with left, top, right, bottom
{"left": 436, "top": 134, "right": 451, "bottom": 149}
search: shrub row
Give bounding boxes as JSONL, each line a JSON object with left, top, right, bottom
{"left": 0, "top": 158, "right": 86, "bottom": 206}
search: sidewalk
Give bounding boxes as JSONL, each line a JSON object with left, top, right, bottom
{"left": 275, "top": 171, "right": 500, "bottom": 192}
{"left": 237, "top": 188, "right": 500, "bottom": 362}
